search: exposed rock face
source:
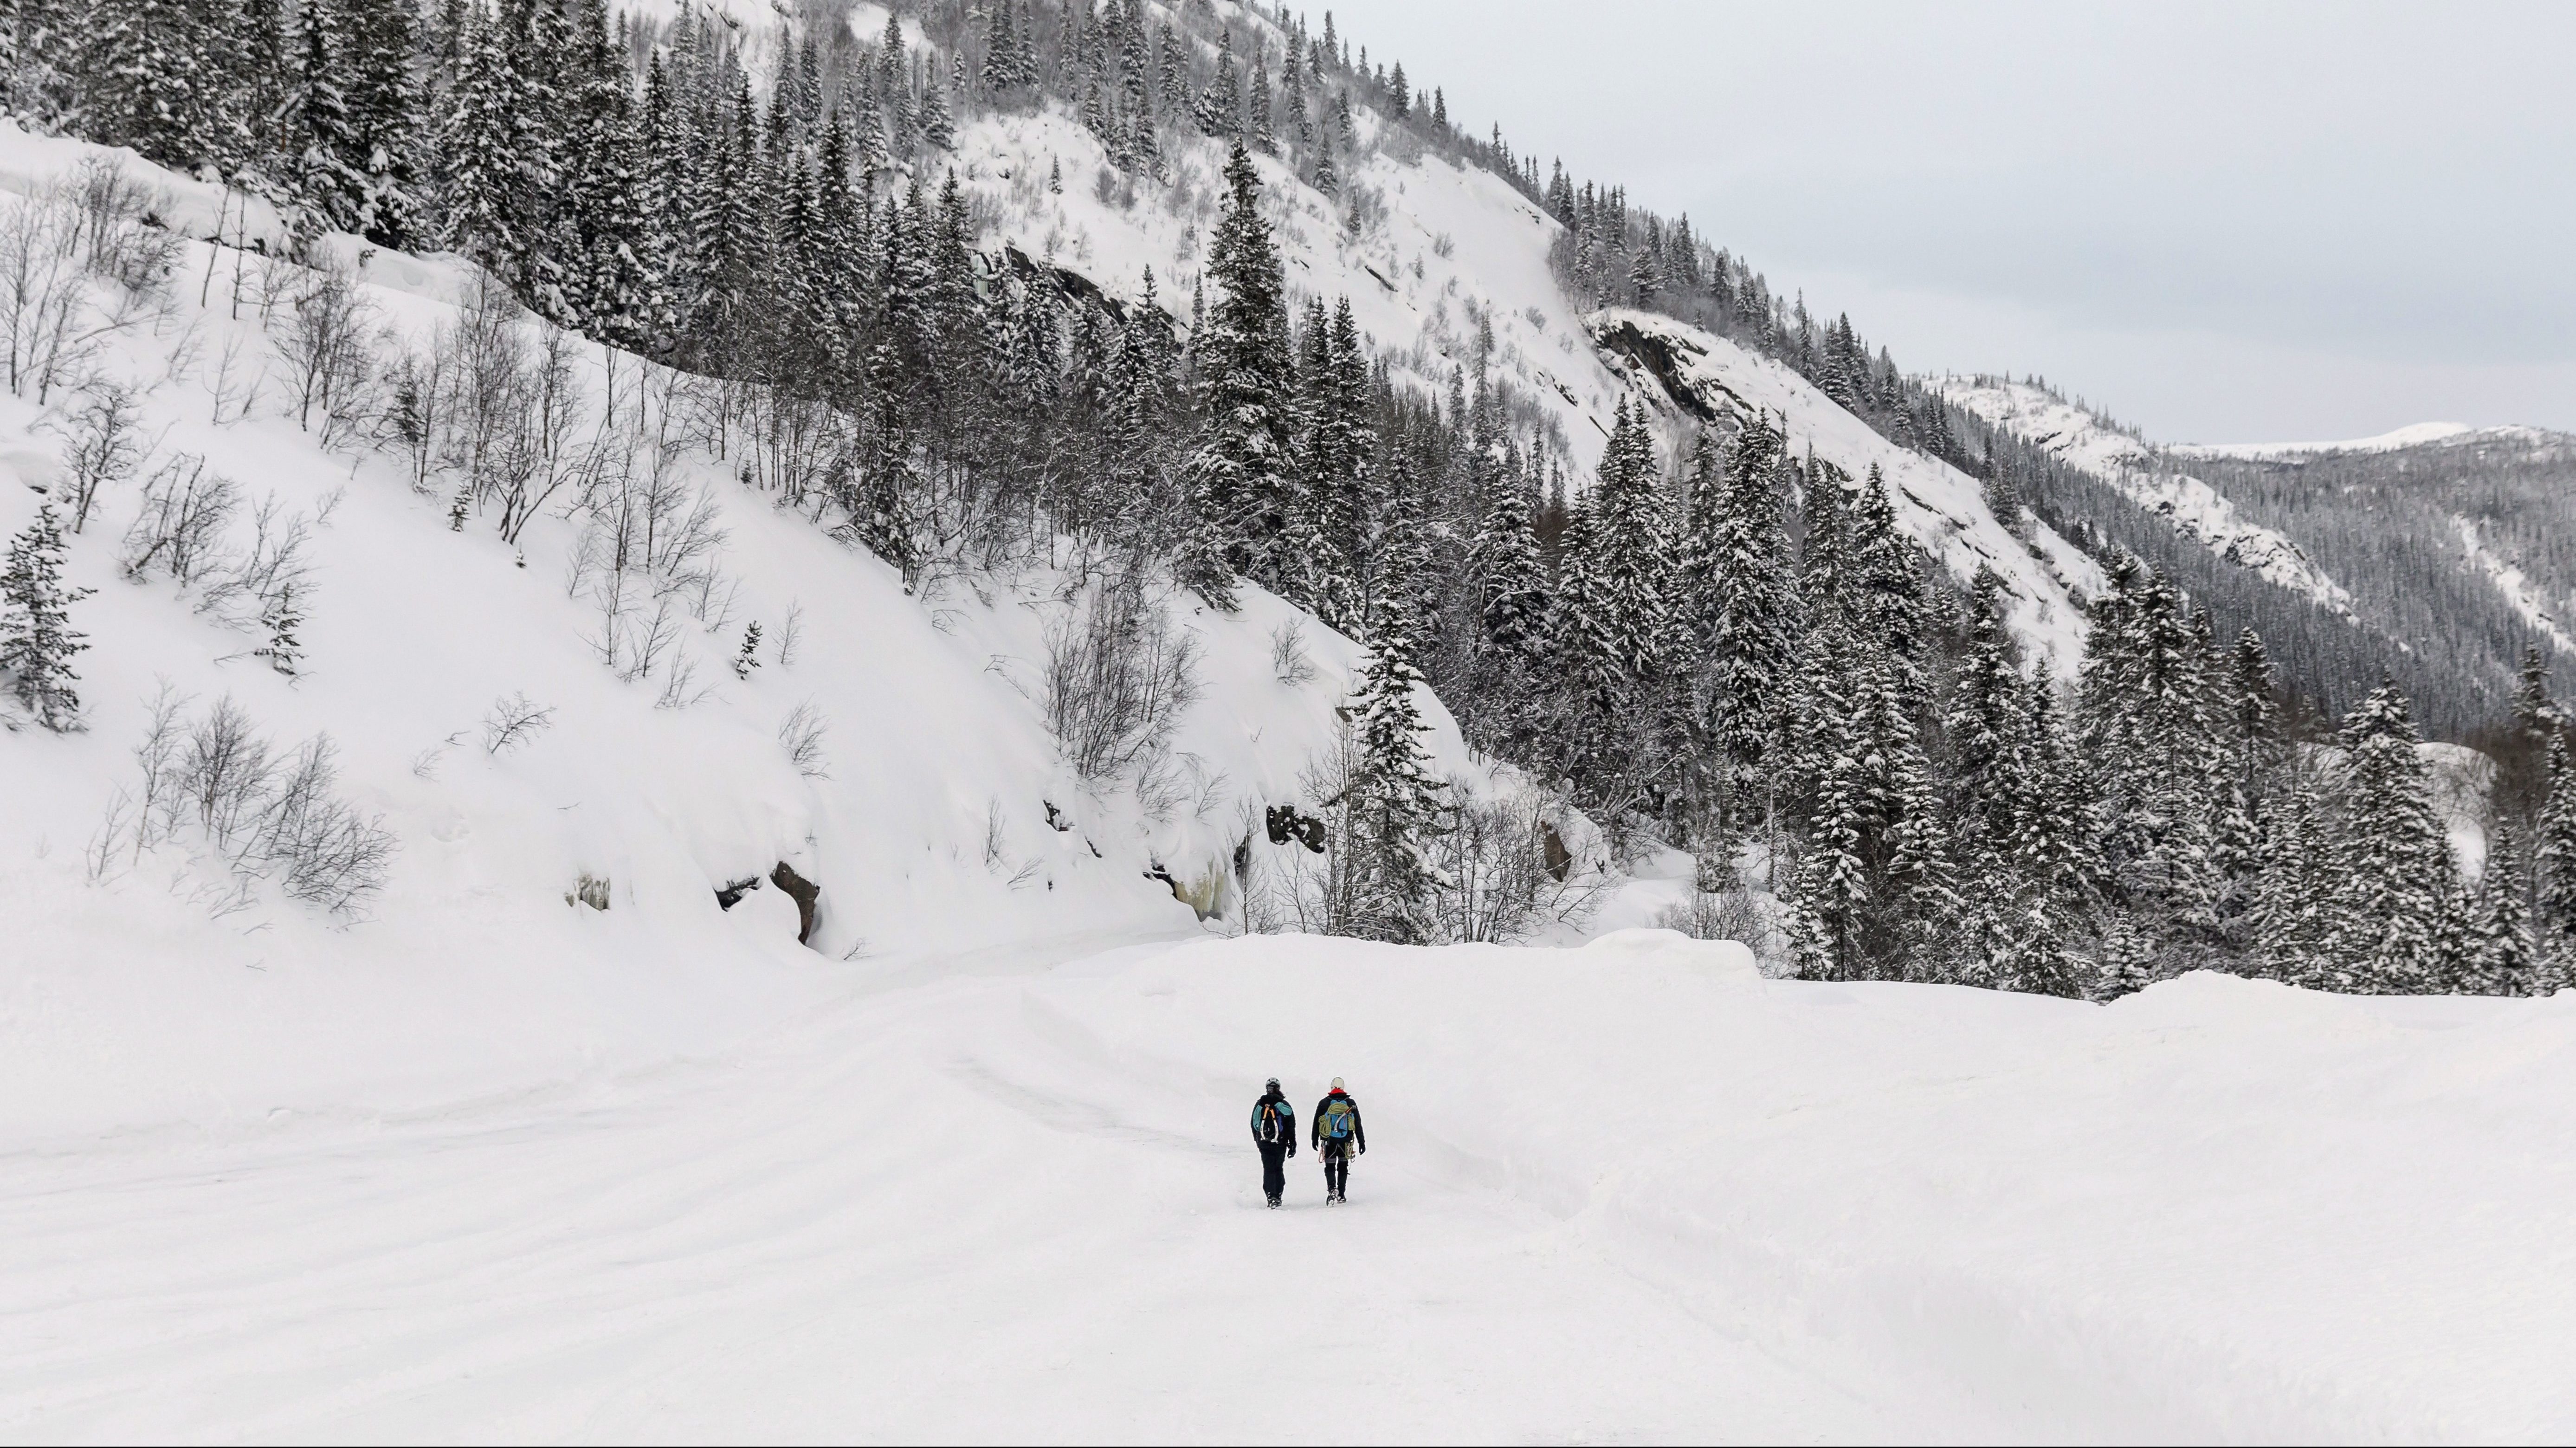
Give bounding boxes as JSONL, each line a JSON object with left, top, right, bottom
{"left": 1265, "top": 804, "right": 1328, "bottom": 853}
{"left": 566, "top": 873, "right": 611, "bottom": 911}
{"left": 1590, "top": 318, "right": 1723, "bottom": 423}
{"left": 768, "top": 862, "right": 821, "bottom": 946}
{"left": 709, "top": 864, "right": 821, "bottom": 947}
{"left": 1541, "top": 824, "right": 1572, "bottom": 883}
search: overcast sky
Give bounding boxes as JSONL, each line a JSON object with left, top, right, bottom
{"left": 1332, "top": 0, "right": 2576, "bottom": 443}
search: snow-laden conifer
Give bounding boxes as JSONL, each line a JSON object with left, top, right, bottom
{"left": 2322, "top": 683, "right": 2457, "bottom": 992}
{"left": 0, "top": 499, "right": 95, "bottom": 730}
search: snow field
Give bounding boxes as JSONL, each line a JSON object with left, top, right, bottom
{"left": 4, "top": 931, "right": 2571, "bottom": 1441}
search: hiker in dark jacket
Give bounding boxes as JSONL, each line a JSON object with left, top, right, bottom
{"left": 1311, "top": 1078, "right": 1365, "bottom": 1204}
{"left": 1249, "top": 1078, "right": 1297, "bottom": 1208}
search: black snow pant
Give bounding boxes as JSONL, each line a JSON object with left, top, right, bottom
{"left": 1259, "top": 1141, "right": 1289, "bottom": 1202}
{"left": 1321, "top": 1140, "right": 1350, "bottom": 1197}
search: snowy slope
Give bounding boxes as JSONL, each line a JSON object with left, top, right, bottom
{"left": 948, "top": 103, "right": 1621, "bottom": 470}
{"left": 2176, "top": 421, "right": 2556, "bottom": 459}
{"left": 1595, "top": 312, "right": 2104, "bottom": 675}
{"left": 1933, "top": 375, "right": 2355, "bottom": 614}
{"left": 0, "top": 128, "right": 1500, "bottom": 1138}
{"left": 4, "top": 931, "right": 2570, "bottom": 1441}
{"left": 2454, "top": 513, "right": 2576, "bottom": 653}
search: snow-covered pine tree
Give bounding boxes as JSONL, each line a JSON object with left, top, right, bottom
{"left": 2096, "top": 909, "right": 2155, "bottom": 1000}
{"left": 2077, "top": 558, "right": 2222, "bottom": 960}
{"left": 1343, "top": 552, "right": 1448, "bottom": 944}
{"left": 1466, "top": 469, "right": 1547, "bottom": 750}
{"left": 2535, "top": 735, "right": 2576, "bottom": 978}
{"left": 435, "top": 4, "right": 534, "bottom": 281}
{"left": 0, "top": 499, "right": 95, "bottom": 730}
{"left": 2003, "top": 672, "right": 2094, "bottom": 997}
{"left": 1691, "top": 412, "right": 1800, "bottom": 823}
{"left": 2251, "top": 781, "right": 2329, "bottom": 987}
{"left": 1556, "top": 398, "right": 1674, "bottom": 797}
{"left": 1194, "top": 29, "right": 1240, "bottom": 138}
{"left": 562, "top": 0, "right": 649, "bottom": 346}
{"left": 2513, "top": 644, "right": 2559, "bottom": 738}
{"left": 2322, "top": 682, "right": 2458, "bottom": 992}
{"left": 2478, "top": 818, "right": 2537, "bottom": 995}
{"left": 1942, "top": 568, "right": 2027, "bottom": 984}
{"left": 84, "top": 0, "right": 230, "bottom": 170}
{"left": 341, "top": 0, "right": 425, "bottom": 247}
{"left": 1310, "top": 296, "right": 1374, "bottom": 626}
{"left": 291, "top": 0, "right": 368, "bottom": 231}
{"left": 1188, "top": 141, "right": 1295, "bottom": 600}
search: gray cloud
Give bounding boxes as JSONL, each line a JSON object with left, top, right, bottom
{"left": 1333, "top": 0, "right": 2576, "bottom": 438}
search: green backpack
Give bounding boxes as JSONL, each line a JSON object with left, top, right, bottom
{"left": 1320, "top": 1098, "right": 1355, "bottom": 1141}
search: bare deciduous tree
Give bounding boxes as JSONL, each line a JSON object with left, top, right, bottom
{"left": 1042, "top": 578, "right": 1202, "bottom": 780}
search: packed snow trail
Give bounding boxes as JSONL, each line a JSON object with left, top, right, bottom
{"left": 0, "top": 938, "right": 1888, "bottom": 1443}
{"left": 5, "top": 931, "right": 2574, "bottom": 1442}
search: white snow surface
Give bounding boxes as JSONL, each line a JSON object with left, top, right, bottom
{"left": 2177, "top": 421, "right": 2490, "bottom": 459}
{"left": 1933, "top": 375, "right": 2355, "bottom": 614}
{"left": 6, "top": 929, "right": 2574, "bottom": 1441}
{"left": 1598, "top": 314, "right": 2102, "bottom": 676}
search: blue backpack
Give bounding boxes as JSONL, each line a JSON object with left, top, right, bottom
{"left": 1252, "top": 1098, "right": 1291, "bottom": 1144}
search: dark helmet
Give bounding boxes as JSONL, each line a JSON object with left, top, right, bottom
{"left": 1264, "top": 1077, "right": 1281, "bottom": 1091}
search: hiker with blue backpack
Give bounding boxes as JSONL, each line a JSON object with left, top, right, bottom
{"left": 1311, "top": 1078, "right": 1365, "bottom": 1205}
{"left": 1250, "top": 1078, "right": 1297, "bottom": 1209}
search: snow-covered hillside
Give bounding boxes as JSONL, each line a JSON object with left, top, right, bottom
{"left": 7, "top": 930, "right": 2571, "bottom": 1441}
{"left": 1931, "top": 375, "right": 2354, "bottom": 615}
{"left": 1598, "top": 314, "right": 2103, "bottom": 674}
{"left": 0, "top": 123, "right": 1514, "bottom": 1133}
{"left": 952, "top": 105, "right": 1616, "bottom": 464}
{"left": 2176, "top": 420, "right": 2550, "bottom": 459}
{"left": 946, "top": 105, "right": 2098, "bottom": 672}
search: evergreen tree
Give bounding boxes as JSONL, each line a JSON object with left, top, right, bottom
{"left": 291, "top": 0, "right": 367, "bottom": 229}
{"left": 2322, "top": 683, "right": 2457, "bottom": 992}
{"left": 0, "top": 499, "right": 94, "bottom": 731}
{"left": 2535, "top": 736, "right": 2576, "bottom": 968}
{"left": 1687, "top": 413, "right": 1800, "bottom": 819}
{"left": 436, "top": 5, "right": 535, "bottom": 279}
{"left": 2478, "top": 818, "right": 2537, "bottom": 995}
{"left": 2513, "top": 644, "right": 2559, "bottom": 737}
{"left": 1943, "top": 568, "right": 2027, "bottom": 983}
{"left": 84, "top": 0, "right": 230, "bottom": 169}
{"left": 1554, "top": 399, "right": 1672, "bottom": 794}
{"left": 1343, "top": 600, "right": 1447, "bottom": 944}
{"left": 1474, "top": 477, "right": 1547, "bottom": 667}
{"left": 341, "top": 0, "right": 424, "bottom": 246}
{"left": 1188, "top": 141, "right": 1294, "bottom": 599}
{"left": 2002, "top": 673, "right": 2093, "bottom": 996}
{"left": 2253, "top": 782, "right": 2330, "bottom": 987}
